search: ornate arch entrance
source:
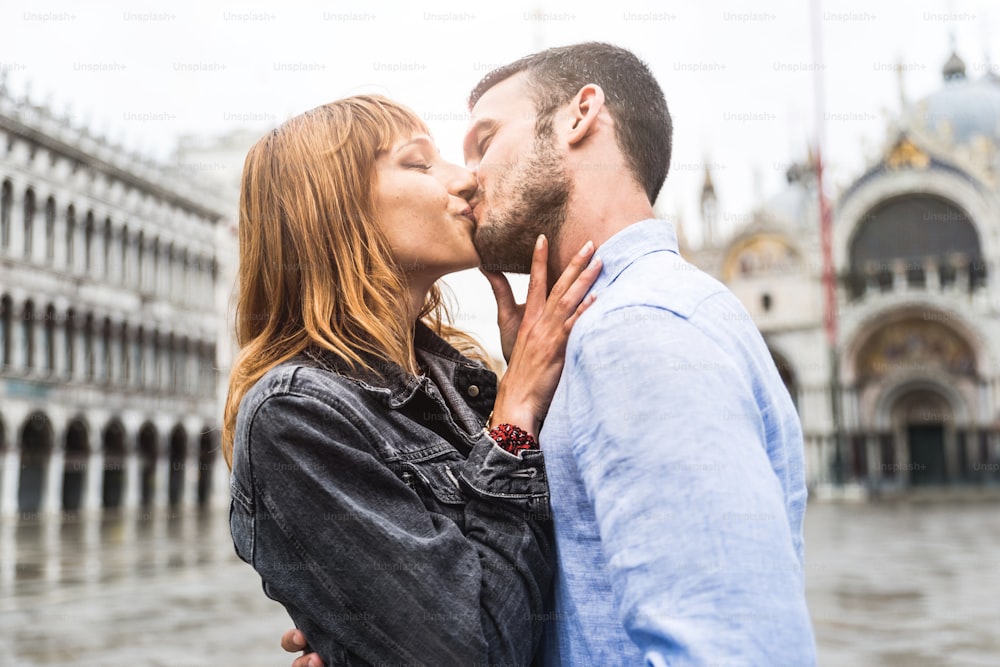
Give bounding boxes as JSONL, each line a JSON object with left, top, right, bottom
{"left": 849, "top": 307, "right": 982, "bottom": 488}
{"left": 890, "top": 389, "right": 952, "bottom": 485}
{"left": 18, "top": 412, "right": 54, "bottom": 514}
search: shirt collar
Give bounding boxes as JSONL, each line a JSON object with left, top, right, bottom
{"left": 590, "top": 218, "right": 680, "bottom": 294}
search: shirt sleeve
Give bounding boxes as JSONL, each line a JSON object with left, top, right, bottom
{"left": 234, "top": 390, "right": 553, "bottom": 666}
{"left": 565, "top": 305, "right": 816, "bottom": 666}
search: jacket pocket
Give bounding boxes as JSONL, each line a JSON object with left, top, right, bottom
{"left": 229, "top": 494, "right": 256, "bottom": 565}
{"left": 394, "top": 455, "right": 466, "bottom": 507}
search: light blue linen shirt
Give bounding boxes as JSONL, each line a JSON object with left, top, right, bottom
{"left": 539, "top": 219, "right": 816, "bottom": 666}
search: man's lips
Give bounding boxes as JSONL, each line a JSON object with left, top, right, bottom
{"left": 460, "top": 206, "right": 477, "bottom": 227}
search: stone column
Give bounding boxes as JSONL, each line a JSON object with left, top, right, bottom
{"left": 892, "top": 259, "right": 907, "bottom": 292}
{"left": 155, "top": 457, "right": 169, "bottom": 510}
{"left": 85, "top": 451, "right": 104, "bottom": 513}
{"left": 923, "top": 257, "right": 940, "bottom": 291}
{"left": 43, "top": 448, "right": 64, "bottom": 516}
{"left": 0, "top": 450, "right": 19, "bottom": 518}
{"left": 124, "top": 453, "right": 140, "bottom": 512}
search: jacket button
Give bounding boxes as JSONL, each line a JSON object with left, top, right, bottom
{"left": 467, "top": 385, "right": 480, "bottom": 397}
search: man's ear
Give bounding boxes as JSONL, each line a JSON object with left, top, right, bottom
{"left": 566, "top": 84, "right": 606, "bottom": 146}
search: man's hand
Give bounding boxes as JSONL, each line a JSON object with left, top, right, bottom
{"left": 281, "top": 628, "right": 324, "bottom": 667}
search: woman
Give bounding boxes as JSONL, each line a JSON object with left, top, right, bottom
{"left": 225, "top": 95, "right": 600, "bottom": 666}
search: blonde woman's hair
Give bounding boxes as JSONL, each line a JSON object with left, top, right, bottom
{"left": 222, "top": 95, "right": 490, "bottom": 467}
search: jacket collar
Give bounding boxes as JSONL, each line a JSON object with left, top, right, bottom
{"left": 301, "top": 321, "right": 494, "bottom": 409}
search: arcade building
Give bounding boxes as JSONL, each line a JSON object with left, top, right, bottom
{"left": 0, "top": 81, "right": 231, "bottom": 518}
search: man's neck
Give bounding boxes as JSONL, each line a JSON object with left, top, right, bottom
{"left": 549, "top": 193, "right": 654, "bottom": 283}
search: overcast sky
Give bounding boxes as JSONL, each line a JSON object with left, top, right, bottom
{"left": 1, "top": 0, "right": 995, "bottom": 357}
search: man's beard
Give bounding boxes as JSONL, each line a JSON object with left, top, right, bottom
{"left": 474, "top": 133, "right": 572, "bottom": 274}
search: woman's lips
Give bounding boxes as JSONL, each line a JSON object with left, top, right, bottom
{"left": 460, "top": 206, "right": 477, "bottom": 226}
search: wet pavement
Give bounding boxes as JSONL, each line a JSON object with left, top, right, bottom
{"left": 1, "top": 500, "right": 998, "bottom": 666}
{"left": 804, "top": 500, "right": 1000, "bottom": 666}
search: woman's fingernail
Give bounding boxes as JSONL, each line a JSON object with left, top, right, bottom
{"left": 579, "top": 240, "right": 594, "bottom": 256}
{"left": 536, "top": 234, "right": 546, "bottom": 249}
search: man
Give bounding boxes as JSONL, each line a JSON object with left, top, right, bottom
{"left": 285, "top": 42, "right": 816, "bottom": 665}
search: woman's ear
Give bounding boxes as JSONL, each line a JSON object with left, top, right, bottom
{"left": 566, "top": 84, "right": 606, "bottom": 146}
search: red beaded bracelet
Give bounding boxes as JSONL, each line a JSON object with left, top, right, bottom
{"left": 489, "top": 423, "right": 538, "bottom": 457}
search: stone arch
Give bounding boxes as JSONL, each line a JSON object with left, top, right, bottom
{"left": 168, "top": 424, "right": 187, "bottom": 508}
{"left": 102, "top": 419, "right": 126, "bottom": 510}
{"left": 847, "top": 194, "right": 985, "bottom": 295}
{"left": 62, "top": 417, "right": 90, "bottom": 512}
{"left": 885, "top": 384, "right": 958, "bottom": 486}
{"left": 18, "top": 411, "right": 54, "bottom": 514}
{"left": 721, "top": 232, "right": 803, "bottom": 283}
{"left": 846, "top": 307, "right": 982, "bottom": 387}
{"left": 137, "top": 421, "right": 158, "bottom": 508}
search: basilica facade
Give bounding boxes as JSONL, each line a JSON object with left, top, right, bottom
{"left": 0, "top": 83, "right": 233, "bottom": 518}
{"left": 688, "top": 51, "right": 1000, "bottom": 495}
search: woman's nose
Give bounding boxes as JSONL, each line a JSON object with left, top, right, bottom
{"left": 448, "top": 163, "right": 478, "bottom": 201}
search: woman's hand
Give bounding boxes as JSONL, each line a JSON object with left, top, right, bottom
{"left": 481, "top": 235, "right": 601, "bottom": 438}
{"left": 280, "top": 628, "right": 323, "bottom": 667}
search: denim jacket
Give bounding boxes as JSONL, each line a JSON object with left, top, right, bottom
{"left": 229, "top": 323, "right": 554, "bottom": 666}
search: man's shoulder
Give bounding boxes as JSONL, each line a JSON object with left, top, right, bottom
{"left": 589, "top": 249, "right": 728, "bottom": 322}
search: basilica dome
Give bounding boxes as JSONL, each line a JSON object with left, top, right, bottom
{"left": 909, "top": 51, "right": 1000, "bottom": 145}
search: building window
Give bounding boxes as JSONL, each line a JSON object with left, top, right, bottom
{"left": 120, "top": 226, "right": 129, "bottom": 285}
{"left": 83, "top": 313, "right": 94, "bottom": 382}
{"left": 134, "top": 327, "right": 145, "bottom": 388}
{"left": 151, "top": 238, "right": 160, "bottom": 295}
{"left": 0, "top": 295, "right": 11, "bottom": 369}
{"left": 120, "top": 323, "right": 130, "bottom": 386}
{"left": 84, "top": 212, "right": 95, "bottom": 273}
{"left": 65, "top": 205, "right": 76, "bottom": 271}
{"left": 137, "top": 232, "right": 146, "bottom": 291}
{"left": 100, "top": 318, "right": 112, "bottom": 384}
{"left": 44, "top": 304, "right": 55, "bottom": 375}
{"left": 23, "top": 188, "right": 35, "bottom": 259}
{"left": 103, "top": 219, "right": 113, "bottom": 279}
{"left": 64, "top": 309, "right": 75, "bottom": 380}
{"left": 1, "top": 180, "right": 11, "bottom": 248}
{"left": 45, "top": 197, "right": 56, "bottom": 263}
{"left": 22, "top": 300, "right": 34, "bottom": 371}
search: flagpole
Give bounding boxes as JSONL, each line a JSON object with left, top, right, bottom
{"left": 810, "top": 0, "right": 844, "bottom": 486}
